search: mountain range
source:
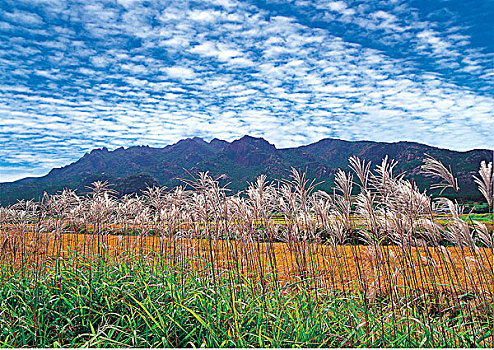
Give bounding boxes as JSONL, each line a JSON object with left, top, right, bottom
{"left": 1, "top": 136, "right": 492, "bottom": 205}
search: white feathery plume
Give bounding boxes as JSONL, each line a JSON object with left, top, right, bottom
{"left": 421, "top": 154, "right": 459, "bottom": 194}
{"left": 473, "top": 160, "right": 493, "bottom": 208}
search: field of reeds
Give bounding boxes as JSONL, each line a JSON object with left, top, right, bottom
{"left": 0, "top": 155, "right": 492, "bottom": 347}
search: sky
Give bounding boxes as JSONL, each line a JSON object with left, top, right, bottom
{"left": 0, "top": 0, "right": 493, "bottom": 182}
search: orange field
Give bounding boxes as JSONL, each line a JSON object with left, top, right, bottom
{"left": 1, "top": 231, "right": 492, "bottom": 300}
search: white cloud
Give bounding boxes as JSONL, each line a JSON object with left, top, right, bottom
{"left": 328, "top": 1, "right": 347, "bottom": 13}
{"left": 161, "top": 66, "right": 196, "bottom": 80}
{"left": 189, "top": 9, "right": 220, "bottom": 23}
{"left": 2, "top": 9, "right": 44, "bottom": 26}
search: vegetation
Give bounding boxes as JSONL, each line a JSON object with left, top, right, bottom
{"left": 0, "top": 155, "right": 492, "bottom": 347}
{"left": 0, "top": 257, "right": 491, "bottom": 348}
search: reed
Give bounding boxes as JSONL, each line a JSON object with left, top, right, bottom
{"left": 0, "top": 155, "right": 492, "bottom": 347}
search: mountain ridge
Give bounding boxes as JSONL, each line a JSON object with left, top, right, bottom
{"left": 1, "top": 136, "right": 491, "bottom": 205}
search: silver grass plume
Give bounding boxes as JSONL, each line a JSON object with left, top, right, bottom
{"left": 473, "top": 220, "right": 492, "bottom": 249}
{"left": 421, "top": 154, "right": 459, "bottom": 194}
{"left": 334, "top": 169, "right": 353, "bottom": 227}
{"left": 473, "top": 160, "right": 493, "bottom": 209}
{"left": 436, "top": 197, "right": 474, "bottom": 248}
{"left": 349, "top": 156, "right": 371, "bottom": 191}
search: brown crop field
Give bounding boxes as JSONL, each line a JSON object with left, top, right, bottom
{"left": 2, "top": 231, "right": 492, "bottom": 298}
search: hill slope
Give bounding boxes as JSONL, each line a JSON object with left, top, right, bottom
{"left": 0, "top": 136, "right": 491, "bottom": 205}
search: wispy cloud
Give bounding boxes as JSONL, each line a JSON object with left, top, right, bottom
{"left": 0, "top": 0, "right": 492, "bottom": 182}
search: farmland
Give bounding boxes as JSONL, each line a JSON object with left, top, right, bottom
{"left": 0, "top": 156, "right": 492, "bottom": 347}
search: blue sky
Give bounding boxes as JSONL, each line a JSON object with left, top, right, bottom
{"left": 0, "top": 0, "right": 493, "bottom": 182}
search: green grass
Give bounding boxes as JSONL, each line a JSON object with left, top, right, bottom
{"left": 0, "top": 254, "right": 491, "bottom": 348}
{"left": 463, "top": 213, "right": 493, "bottom": 222}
